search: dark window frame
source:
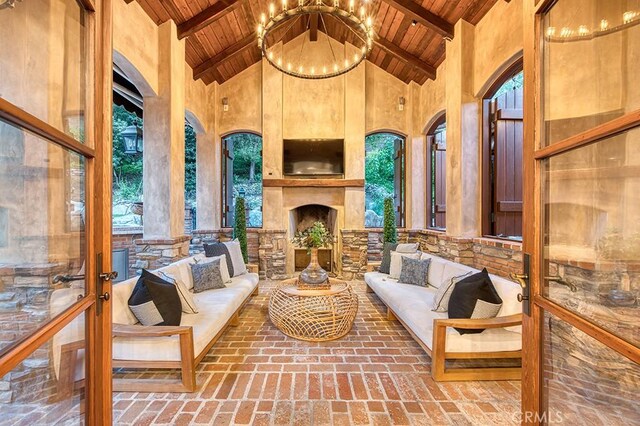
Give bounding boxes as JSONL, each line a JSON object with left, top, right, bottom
{"left": 221, "top": 132, "right": 263, "bottom": 229}
{"left": 426, "top": 113, "right": 447, "bottom": 230}
{"left": 364, "top": 132, "right": 406, "bottom": 229}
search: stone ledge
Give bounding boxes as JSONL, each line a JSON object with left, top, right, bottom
{"left": 473, "top": 237, "right": 522, "bottom": 251}
{"left": 134, "top": 235, "right": 192, "bottom": 245}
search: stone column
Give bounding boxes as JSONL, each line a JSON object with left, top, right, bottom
{"left": 408, "top": 81, "right": 426, "bottom": 229}
{"left": 137, "top": 21, "right": 189, "bottom": 267}
{"left": 344, "top": 43, "right": 366, "bottom": 230}
{"left": 195, "top": 130, "right": 217, "bottom": 230}
{"left": 142, "top": 20, "right": 186, "bottom": 240}
{"left": 445, "top": 19, "right": 480, "bottom": 237}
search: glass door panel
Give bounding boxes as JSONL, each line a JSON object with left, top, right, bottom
{"left": 0, "top": 119, "right": 88, "bottom": 353}
{"left": 541, "top": 128, "right": 640, "bottom": 347}
{"left": 0, "top": 313, "right": 87, "bottom": 424}
{"left": 542, "top": 0, "right": 640, "bottom": 146}
{"left": 0, "top": 0, "right": 88, "bottom": 143}
{"left": 543, "top": 311, "right": 640, "bottom": 425}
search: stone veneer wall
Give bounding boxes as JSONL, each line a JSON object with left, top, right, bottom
{"left": 0, "top": 263, "right": 69, "bottom": 403}
{"left": 257, "top": 230, "right": 287, "bottom": 280}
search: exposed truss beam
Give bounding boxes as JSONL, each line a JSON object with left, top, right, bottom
{"left": 310, "top": 14, "right": 319, "bottom": 41}
{"left": 382, "top": 0, "right": 454, "bottom": 39}
{"left": 193, "top": 34, "right": 256, "bottom": 80}
{"left": 374, "top": 37, "right": 436, "bottom": 80}
{"left": 178, "top": 0, "right": 243, "bottom": 40}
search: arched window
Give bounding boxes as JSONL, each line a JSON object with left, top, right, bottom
{"left": 221, "top": 133, "right": 263, "bottom": 228}
{"left": 482, "top": 63, "right": 524, "bottom": 240}
{"left": 426, "top": 114, "right": 446, "bottom": 230}
{"left": 364, "top": 132, "right": 405, "bottom": 228}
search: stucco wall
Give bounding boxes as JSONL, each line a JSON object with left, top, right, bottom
{"left": 113, "top": 0, "right": 159, "bottom": 96}
{"left": 473, "top": 0, "right": 523, "bottom": 96}
{"left": 365, "top": 62, "right": 409, "bottom": 135}
{"left": 218, "top": 63, "right": 262, "bottom": 136}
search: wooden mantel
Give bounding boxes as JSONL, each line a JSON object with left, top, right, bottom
{"left": 263, "top": 179, "right": 364, "bottom": 188}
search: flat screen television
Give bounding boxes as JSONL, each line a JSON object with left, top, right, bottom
{"left": 283, "top": 139, "right": 344, "bottom": 177}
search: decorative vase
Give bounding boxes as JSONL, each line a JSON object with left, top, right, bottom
{"left": 300, "top": 247, "right": 328, "bottom": 285}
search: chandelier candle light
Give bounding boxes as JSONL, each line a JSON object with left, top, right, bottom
{"left": 257, "top": 0, "right": 374, "bottom": 79}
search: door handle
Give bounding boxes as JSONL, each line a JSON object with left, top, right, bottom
{"left": 544, "top": 276, "right": 577, "bottom": 292}
{"left": 96, "top": 253, "right": 116, "bottom": 316}
{"left": 510, "top": 253, "right": 531, "bottom": 316}
{"left": 53, "top": 274, "right": 85, "bottom": 284}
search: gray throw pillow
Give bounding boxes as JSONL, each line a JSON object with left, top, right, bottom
{"left": 398, "top": 257, "right": 431, "bottom": 286}
{"left": 190, "top": 259, "right": 225, "bottom": 293}
{"left": 432, "top": 271, "right": 474, "bottom": 312}
{"left": 379, "top": 242, "right": 398, "bottom": 274}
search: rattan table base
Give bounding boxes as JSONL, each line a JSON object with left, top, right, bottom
{"left": 268, "top": 278, "right": 359, "bottom": 342}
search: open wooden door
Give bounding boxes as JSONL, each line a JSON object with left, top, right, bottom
{"left": 521, "top": 0, "right": 640, "bottom": 424}
{"left": 393, "top": 136, "right": 405, "bottom": 227}
{"left": 222, "top": 137, "right": 235, "bottom": 227}
{"left": 491, "top": 88, "right": 523, "bottom": 238}
{"left": 0, "top": 0, "right": 113, "bottom": 423}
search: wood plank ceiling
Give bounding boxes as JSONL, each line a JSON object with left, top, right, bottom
{"left": 132, "top": 0, "right": 498, "bottom": 85}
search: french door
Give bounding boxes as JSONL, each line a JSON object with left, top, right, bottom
{"left": 0, "top": 0, "right": 113, "bottom": 423}
{"left": 522, "top": 0, "right": 640, "bottom": 424}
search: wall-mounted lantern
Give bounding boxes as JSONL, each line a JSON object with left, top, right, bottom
{"left": 398, "top": 96, "right": 406, "bottom": 111}
{"left": 121, "top": 125, "right": 143, "bottom": 154}
{"left": 222, "top": 97, "right": 229, "bottom": 112}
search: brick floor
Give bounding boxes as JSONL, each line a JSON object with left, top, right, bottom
{"left": 113, "top": 280, "right": 521, "bottom": 425}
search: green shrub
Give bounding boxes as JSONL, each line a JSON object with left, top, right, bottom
{"left": 383, "top": 197, "right": 397, "bottom": 243}
{"left": 234, "top": 197, "right": 249, "bottom": 263}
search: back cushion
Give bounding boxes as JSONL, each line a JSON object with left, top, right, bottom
{"left": 489, "top": 274, "right": 523, "bottom": 333}
{"left": 441, "top": 262, "right": 476, "bottom": 286}
{"left": 426, "top": 257, "right": 447, "bottom": 288}
{"left": 112, "top": 277, "right": 140, "bottom": 325}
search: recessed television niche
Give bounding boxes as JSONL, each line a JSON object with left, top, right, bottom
{"left": 283, "top": 139, "right": 344, "bottom": 178}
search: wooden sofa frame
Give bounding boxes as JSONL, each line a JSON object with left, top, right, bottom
{"left": 366, "top": 283, "right": 522, "bottom": 382}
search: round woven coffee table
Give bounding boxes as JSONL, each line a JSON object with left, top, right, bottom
{"left": 268, "top": 278, "right": 358, "bottom": 342}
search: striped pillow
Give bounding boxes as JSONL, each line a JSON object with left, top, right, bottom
{"left": 204, "top": 239, "right": 247, "bottom": 277}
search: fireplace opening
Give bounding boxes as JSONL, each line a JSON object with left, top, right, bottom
{"left": 289, "top": 204, "right": 338, "bottom": 272}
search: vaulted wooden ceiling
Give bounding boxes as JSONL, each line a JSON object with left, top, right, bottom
{"left": 131, "top": 0, "right": 498, "bottom": 85}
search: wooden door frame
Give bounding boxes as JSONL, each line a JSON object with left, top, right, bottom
{"left": 521, "top": 0, "right": 640, "bottom": 423}
{"left": 425, "top": 112, "right": 446, "bottom": 230}
{"left": 0, "top": 0, "right": 113, "bottom": 423}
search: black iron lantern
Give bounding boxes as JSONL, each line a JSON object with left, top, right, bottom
{"left": 121, "top": 125, "right": 143, "bottom": 154}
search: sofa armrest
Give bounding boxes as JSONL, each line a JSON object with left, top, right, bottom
{"left": 366, "top": 261, "right": 381, "bottom": 272}
{"left": 434, "top": 313, "right": 522, "bottom": 330}
{"left": 247, "top": 263, "right": 259, "bottom": 274}
{"left": 112, "top": 323, "right": 192, "bottom": 338}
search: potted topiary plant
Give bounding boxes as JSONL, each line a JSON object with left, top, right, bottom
{"left": 292, "top": 221, "right": 333, "bottom": 285}
{"left": 234, "top": 197, "right": 249, "bottom": 264}
{"left": 383, "top": 197, "right": 397, "bottom": 243}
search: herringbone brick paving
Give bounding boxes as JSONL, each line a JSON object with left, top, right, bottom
{"left": 113, "top": 280, "right": 521, "bottom": 425}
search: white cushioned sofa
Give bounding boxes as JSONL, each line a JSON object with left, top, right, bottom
{"left": 365, "top": 252, "right": 522, "bottom": 382}
{"left": 52, "top": 253, "right": 259, "bottom": 394}
{"left": 110, "top": 253, "right": 259, "bottom": 392}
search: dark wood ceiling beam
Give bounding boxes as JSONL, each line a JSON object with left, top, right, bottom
{"left": 193, "top": 34, "right": 256, "bottom": 80}
{"left": 374, "top": 37, "right": 436, "bottom": 80}
{"left": 382, "top": 0, "right": 454, "bottom": 39}
{"left": 310, "top": 14, "right": 319, "bottom": 41}
{"left": 178, "top": 0, "right": 243, "bottom": 40}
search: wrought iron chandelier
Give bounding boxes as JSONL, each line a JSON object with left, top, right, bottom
{"left": 257, "top": 0, "right": 374, "bottom": 79}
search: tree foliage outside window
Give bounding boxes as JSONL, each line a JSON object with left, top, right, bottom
{"left": 226, "top": 133, "right": 263, "bottom": 227}
{"left": 365, "top": 133, "right": 396, "bottom": 227}
{"left": 111, "top": 104, "right": 197, "bottom": 227}
{"left": 492, "top": 71, "right": 524, "bottom": 100}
